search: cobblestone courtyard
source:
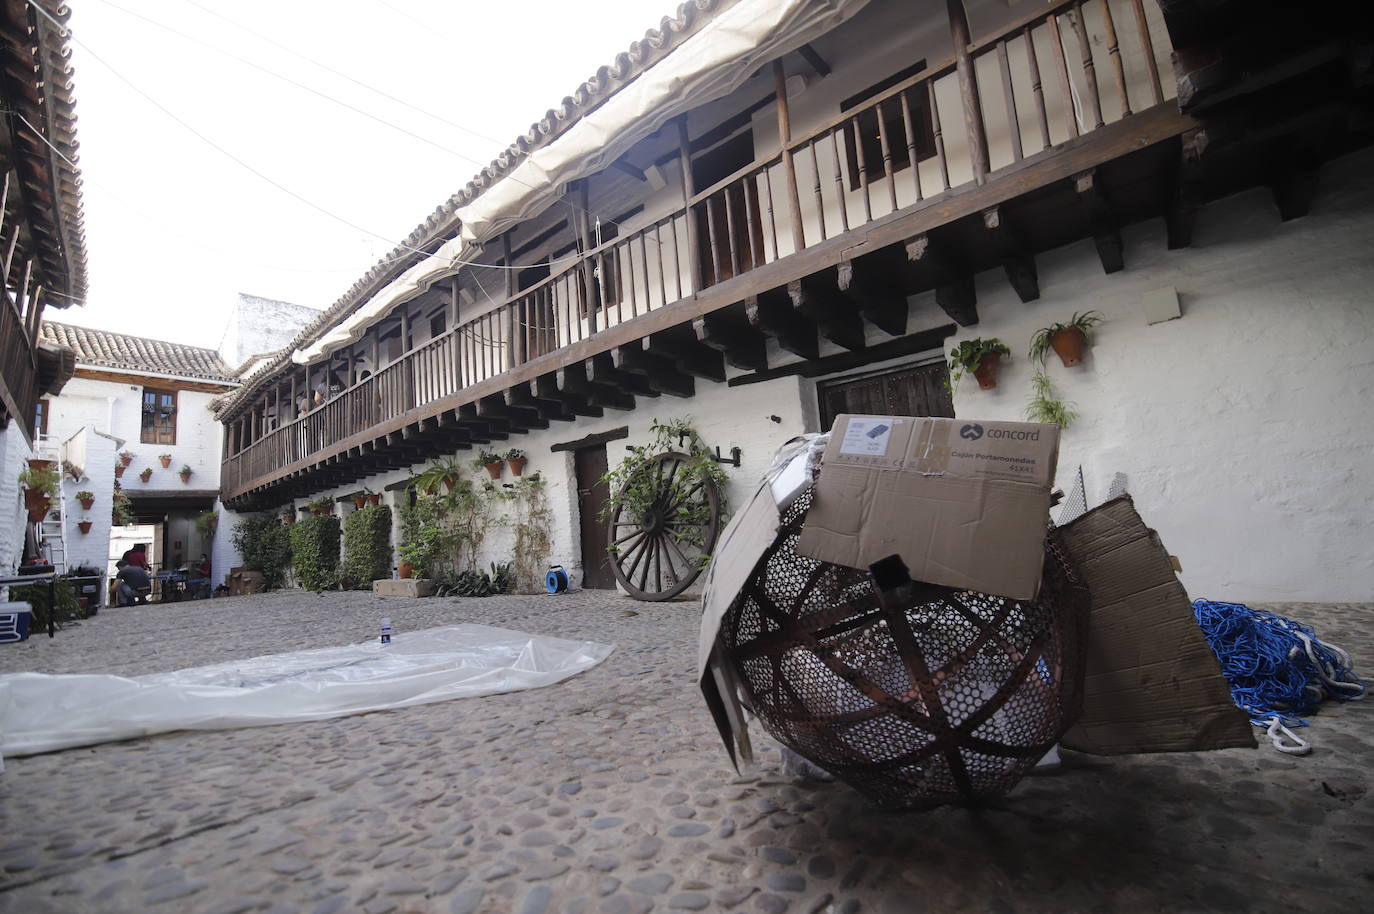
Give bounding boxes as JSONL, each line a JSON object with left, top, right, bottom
{"left": 0, "top": 591, "right": 1370, "bottom": 914}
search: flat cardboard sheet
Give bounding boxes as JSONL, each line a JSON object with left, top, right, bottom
{"left": 797, "top": 415, "right": 1059, "bottom": 600}
{"left": 1057, "top": 496, "right": 1255, "bottom": 754}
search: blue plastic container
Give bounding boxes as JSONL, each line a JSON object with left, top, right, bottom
{"left": 545, "top": 567, "right": 569, "bottom": 594}
{"left": 0, "top": 603, "right": 33, "bottom": 643}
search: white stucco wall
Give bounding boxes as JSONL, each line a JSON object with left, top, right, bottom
{"left": 210, "top": 500, "right": 244, "bottom": 590}
{"left": 944, "top": 148, "right": 1374, "bottom": 603}
{"left": 58, "top": 428, "right": 117, "bottom": 573}
{"left": 0, "top": 424, "right": 33, "bottom": 574}
{"left": 47, "top": 375, "right": 225, "bottom": 490}
{"left": 219, "top": 294, "right": 322, "bottom": 371}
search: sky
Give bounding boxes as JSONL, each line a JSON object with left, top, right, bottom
{"left": 59, "top": 0, "right": 671, "bottom": 350}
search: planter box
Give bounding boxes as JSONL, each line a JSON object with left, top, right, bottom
{"left": 227, "top": 569, "right": 266, "bottom": 596}
{"left": 373, "top": 579, "right": 434, "bottom": 598}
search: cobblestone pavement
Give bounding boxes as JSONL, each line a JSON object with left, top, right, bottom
{"left": 1, "top": 592, "right": 1370, "bottom": 914}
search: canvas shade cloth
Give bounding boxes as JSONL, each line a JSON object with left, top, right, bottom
{"left": 0, "top": 624, "right": 613, "bottom": 762}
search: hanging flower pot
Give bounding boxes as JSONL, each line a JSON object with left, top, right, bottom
{"left": 158, "top": 455, "right": 172, "bottom": 468}
{"left": 1049, "top": 328, "right": 1088, "bottom": 367}
{"left": 508, "top": 456, "right": 527, "bottom": 477}
{"left": 114, "top": 464, "right": 126, "bottom": 479}
{"left": 119, "top": 452, "right": 134, "bottom": 467}
{"left": 78, "top": 521, "right": 93, "bottom": 534}
{"left": 27, "top": 459, "right": 55, "bottom": 473}
{"left": 484, "top": 461, "right": 503, "bottom": 480}
{"left": 973, "top": 352, "right": 1003, "bottom": 390}
{"left": 354, "top": 495, "right": 366, "bottom": 509}
{"left": 80, "top": 497, "right": 95, "bottom": 510}
{"left": 398, "top": 562, "right": 414, "bottom": 579}
{"left": 283, "top": 513, "right": 296, "bottom": 526}
{"left": 139, "top": 468, "right": 153, "bottom": 483}
{"left": 179, "top": 472, "right": 192, "bottom": 483}
{"left": 23, "top": 490, "right": 50, "bottom": 524}
{"left": 366, "top": 493, "right": 381, "bottom": 506}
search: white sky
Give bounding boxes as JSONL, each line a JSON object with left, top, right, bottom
{"left": 60, "top": 0, "right": 671, "bottom": 348}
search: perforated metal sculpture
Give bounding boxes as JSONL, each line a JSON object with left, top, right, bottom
{"left": 715, "top": 488, "right": 1089, "bottom": 809}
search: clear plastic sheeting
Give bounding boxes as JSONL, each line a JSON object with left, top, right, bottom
{"left": 0, "top": 624, "right": 614, "bottom": 762}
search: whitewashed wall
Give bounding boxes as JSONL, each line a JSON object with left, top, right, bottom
{"left": 58, "top": 428, "right": 117, "bottom": 573}
{"left": 210, "top": 500, "right": 244, "bottom": 590}
{"left": 218, "top": 294, "right": 322, "bottom": 370}
{"left": 0, "top": 425, "right": 32, "bottom": 574}
{"left": 47, "top": 376, "right": 225, "bottom": 490}
{"left": 945, "top": 149, "right": 1374, "bottom": 603}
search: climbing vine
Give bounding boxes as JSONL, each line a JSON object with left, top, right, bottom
{"left": 508, "top": 475, "right": 553, "bottom": 594}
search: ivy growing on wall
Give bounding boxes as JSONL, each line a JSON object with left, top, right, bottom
{"left": 508, "top": 476, "right": 552, "bottom": 594}
{"left": 342, "top": 505, "right": 392, "bottom": 589}
{"left": 230, "top": 513, "right": 292, "bottom": 589}
{"left": 288, "top": 515, "right": 341, "bottom": 592}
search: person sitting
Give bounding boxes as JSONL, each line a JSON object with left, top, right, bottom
{"left": 121, "top": 544, "right": 150, "bottom": 570}
{"left": 115, "top": 560, "right": 152, "bottom": 606}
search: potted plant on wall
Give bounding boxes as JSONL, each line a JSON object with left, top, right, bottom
{"left": 139, "top": 467, "right": 153, "bottom": 483}
{"left": 195, "top": 510, "right": 218, "bottom": 539}
{"left": 158, "top": 453, "right": 172, "bottom": 468}
{"left": 282, "top": 509, "right": 296, "bottom": 526}
{"left": 415, "top": 457, "right": 463, "bottom": 494}
{"left": 505, "top": 448, "right": 527, "bottom": 477}
{"left": 114, "top": 462, "right": 126, "bottom": 479}
{"left": 19, "top": 463, "right": 60, "bottom": 523}
{"left": 948, "top": 338, "right": 1011, "bottom": 391}
{"left": 308, "top": 496, "right": 333, "bottom": 517}
{"left": 119, "top": 450, "right": 134, "bottom": 467}
{"left": 76, "top": 490, "right": 95, "bottom": 510}
{"left": 77, "top": 521, "right": 93, "bottom": 534}
{"left": 1029, "top": 310, "right": 1103, "bottom": 368}
{"left": 366, "top": 490, "right": 381, "bottom": 507}
{"left": 477, "top": 449, "right": 504, "bottom": 480}
{"left": 179, "top": 464, "right": 193, "bottom": 483}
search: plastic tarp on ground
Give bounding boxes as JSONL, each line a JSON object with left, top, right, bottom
{"left": 0, "top": 624, "right": 614, "bottom": 763}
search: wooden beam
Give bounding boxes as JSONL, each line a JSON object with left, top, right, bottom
{"left": 478, "top": 392, "right": 547, "bottom": 431}
{"left": 773, "top": 59, "right": 807, "bottom": 253}
{"left": 550, "top": 426, "right": 630, "bottom": 453}
{"left": 693, "top": 307, "right": 768, "bottom": 371}
{"left": 798, "top": 43, "right": 831, "bottom": 78}
{"left": 558, "top": 360, "right": 635, "bottom": 411}
{"left": 729, "top": 323, "right": 957, "bottom": 386}
{"left": 533, "top": 373, "right": 604, "bottom": 418}
{"left": 746, "top": 289, "right": 818, "bottom": 360}
{"left": 1166, "top": 128, "right": 1208, "bottom": 249}
{"left": 586, "top": 352, "right": 660, "bottom": 400}
{"left": 612, "top": 346, "right": 695, "bottom": 398}
{"left": 836, "top": 253, "right": 908, "bottom": 337}
{"left": 506, "top": 383, "right": 575, "bottom": 423}
{"left": 981, "top": 207, "right": 1039, "bottom": 303}
{"left": 905, "top": 233, "right": 978, "bottom": 326}
{"left": 1074, "top": 169, "right": 1124, "bottom": 274}
{"left": 642, "top": 324, "right": 726, "bottom": 383}
{"left": 789, "top": 270, "right": 865, "bottom": 351}
{"left": 612, "top": 159, "right": 648, "bottom": 182}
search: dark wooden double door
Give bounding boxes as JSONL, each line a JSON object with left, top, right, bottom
{"left": 574, "top": 444, "right": 617, "bottom": 589}
{"left": 818, "top": 361, "right": 953, "bottom": 430}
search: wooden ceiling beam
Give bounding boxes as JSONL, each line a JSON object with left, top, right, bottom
{"left": 981, "top": 206, "right": 1039, "bottom": 303}
{"left": 1074, "top": 170, "right": 1124, "bottom": 274}
{"left": 746, "top": 289, "right": 818, "bottom": 360}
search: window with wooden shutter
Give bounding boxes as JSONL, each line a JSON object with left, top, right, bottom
{"left": 140, "top": 388, "right": 177, "bottom": 445}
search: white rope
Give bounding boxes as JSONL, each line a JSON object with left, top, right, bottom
{"left": 1262, "top": 716, "right": 1311, "bottom": 755}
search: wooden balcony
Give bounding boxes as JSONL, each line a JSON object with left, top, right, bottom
{"left": 223, "top": 0, "right": 1192, "bottom": 508}
{"left": 0, "top": 295, "right": 41, "bottom": 445}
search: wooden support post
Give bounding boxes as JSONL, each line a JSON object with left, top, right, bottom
{"left": 789, "top": 271, "right": 866, "bottom": 352}
{"left": 1166, "top": 128, "right": 1207, "bottom": 249}
{"left": 676, "top": 117, "right": 702, "bottom": 293}
{"left": 947, "top": 0, "right": 990, "bottom": 185}
{"left": 694, "top": 308, "right": 769, "bottom": 372}
{"left": 772, "top": 59, "right": 807, "bottom": 253}
{"left": 612, "top": 346, "right": 696, "bottom": 398}
{"left": 576, "top": 180, "right": 599, "bottom": 335}
{"left": 982, "top": 207, "right": 1040, "bottom": 302}
{"left": 1074, "top": 169, "right": 1124, "bottom": 273}
{"left": 746, "top": 289, "right": 819, "bottom": 360}
{"left": 906, "top": 233, "right": 978, "bottom": 326}
{"left": 836, "top": 253, "right": 909, "bottom": 337}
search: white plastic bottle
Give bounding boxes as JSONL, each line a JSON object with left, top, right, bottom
{"left": 380, "top": 618, "right": 392, "bottom": 644}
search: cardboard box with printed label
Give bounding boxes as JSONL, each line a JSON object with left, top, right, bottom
{"left": 796, "top": 414, "right": 1059, "bottom": 600}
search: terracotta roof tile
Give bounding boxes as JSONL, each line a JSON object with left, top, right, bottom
{"left": 40, "top": 321, "right": 238, "bottom": 383}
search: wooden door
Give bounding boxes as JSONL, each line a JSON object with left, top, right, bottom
{"left": 574, "top": 445, "right": 616, "bottom": 589}
{"left": 818, "top": 361, "right": 954, "bottom": 430}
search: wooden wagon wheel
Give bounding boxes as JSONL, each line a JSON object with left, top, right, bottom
{"left": 607, "top": 451, "right": 721, "bottom": 601}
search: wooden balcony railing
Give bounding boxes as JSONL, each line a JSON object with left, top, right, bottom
{"left": 223, "top": 0, "right": 1173, "bottom": 498}
{"left": 0, "top": 297, "right": 39, "bottom": 444}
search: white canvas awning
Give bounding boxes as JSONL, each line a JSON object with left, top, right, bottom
{"left": 293, "top": 0, "right": 872, "bottom": 366}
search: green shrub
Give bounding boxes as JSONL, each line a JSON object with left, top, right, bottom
{"left": 11, "top": 580, "right": 82, "bottom": 630}
{"left": 343, "top": 505, "right": 392, "bottom": 589}
{"left": 230, "top": 513, "right": 292, "bottom": 589}
{"left": 289, "top": 515, "right": 341, "bottom": 592}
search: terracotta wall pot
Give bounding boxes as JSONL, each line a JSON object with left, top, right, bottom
{"left": 78, "top": 521, "right": 92, "bottom": 534}
{"left": 114, "top": 465, "right": 126, "bottom": 478}
{"left": 366, "top": 494, "right": 381, "bottom": 506}
{"left": 24, "top": 490, "right": 50, "bottom": 524}
{"left": 159, "top": 457, "right": 172, "bottom": 468}
{"left": 283, "top": 515, "right": 295, "bottom": 525}
{"left": 140, "top": 472, "right": 152, "bottom": 482}
{"left": 27, "top": 459, "right": 55, "bottom": 472}
{"left": 973, "top": 353, "right": 1002, "bottom": 390}
{"left": 508, "top": 457, "right": 527, "bottom": 477}
{"left": 80, "top": 498, "right": 94, "bottom": 510}
{"left": 120, "top": 455, "right": 133, "bottom": 467}
{"left": 354, "top": 496, "right": 366, "bottom": 509}
{"left": 179, "top": 473, "right": 191, "bottom": 483}
{"left": 1049, "top": 328, "right": 1088, "bottom": 366}
{"left": 398, "top": 562, "right": 414, "bottom": 579}
{"left": 484, "top": 461, "right": 503, "bottom": 480}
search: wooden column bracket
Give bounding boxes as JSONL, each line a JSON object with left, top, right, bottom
{"left": 612, "top": 346, "right": 695, "bottom": 398}
{"left": 1074, "top": 170, "right": 1124, "bottom": 274}
{"left": 642, "top": 325, "right": 727, "bottom": 383}
{"left": 506, "top": 383, "right": 575, "bottom": 423}
{"left": 557, "top": 359, "right": 634, "bottom": 411}
{"left": 534, "top": 372, "right": 605, "bottom": 419}
{"left": 982, "top": 207, "right": 1040, "bottom": 303}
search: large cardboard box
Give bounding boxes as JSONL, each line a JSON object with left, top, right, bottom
{"left": 1057, "top": 496, "right": 1255, "bottom": 754}
{"left": 797, "top": 415, "right": 1059, "bottom": 600}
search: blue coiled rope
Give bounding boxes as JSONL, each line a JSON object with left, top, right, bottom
{"left": 1192, "top": 599, "right": 1365, "bottom": 753}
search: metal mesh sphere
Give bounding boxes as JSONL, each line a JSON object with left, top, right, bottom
{"left": 718, "top": 487, "right": 1089, "bottom": 809}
